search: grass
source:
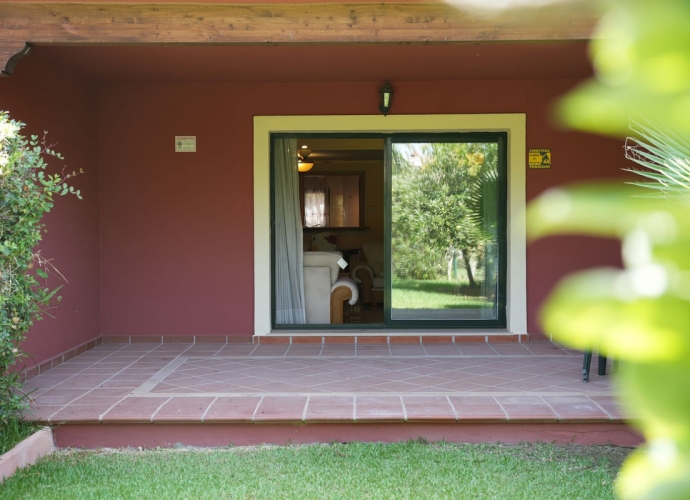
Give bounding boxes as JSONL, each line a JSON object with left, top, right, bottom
{"left": 1, "top": 441, "right": 630, "bottom": 499}
{"left": 0, "top": 418, "right": 42, "bottom": 455}
{"left": 392, "top": 279, "right": 492, "bottom": 310}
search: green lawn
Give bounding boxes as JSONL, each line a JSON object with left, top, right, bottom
{"left": 392, "top": 279, "right": 492, "bottom": 310}
{"left": 1, "top": 442, "right": 629, "bottom": 499}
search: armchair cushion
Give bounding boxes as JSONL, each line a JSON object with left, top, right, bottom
{"left": 303, "top": 251, "right": 343, "bottom": 284}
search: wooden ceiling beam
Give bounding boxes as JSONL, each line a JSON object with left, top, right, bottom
{"left": 0, "top": 2, "right": 598, "bottom": 76}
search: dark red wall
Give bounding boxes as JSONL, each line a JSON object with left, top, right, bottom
{"left": 98, "top": 79, "right": 627, "bottom": 337}
{"left": 0, "top": 52, "right": 100, "bottom": 366}
{"left": 0, "top": 49, "right": 630, "bottom": 363}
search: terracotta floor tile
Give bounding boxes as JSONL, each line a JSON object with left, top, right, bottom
{"left": 70, "top": 395, "right": 129, "bottom": 407}
{"left": 589, "top": 395, "right": 627, "bottom": 420}
{"left": 250, "top": 346, "right": 290, "bottom": 355}
{"left": 101, "top": 397, "right": 169, "bottom": 423}
{"left": 204, "top": 397, "right": 263, "bottom": 422}
{"left": 422, "top": 346, "right": 463, "bottom": 356}
{"left": 35, "top": 388, "right": 90, "bottom": 404}
{"left": 541, "top": 395, "right": 610, "bottom": 421}
{"left": 495, "top": 396, "right": 558, "bottom": 421}
{"left": 152, "top": 397, "right": 216, "bottom": 422}
{"left": 402, "top": 396, "right": 456, "bottom": 422}
{"left": 52, "top": 374, "right": 115, "bottom": 389}
{"left": 456, "top": 345, "right": 498, "bottom": 355}
{"left": 490, "top": 344, "right": 532, "bottom": 355}
{"left": 49, "top": 404, "right": 114, "bottom": 424}
{"left": 253, "top": 396, "right": 308, "bottom": 422}
{"left": 24, "top": 405, "right": 63, "bottom": 421}
{"left": 305, "top": 396, "right": 355, "bottom": 421}
{"left": 214, "top": 346, "right": 257, "bottom": 356}
{"left": 448, "top": 395, "right": 507, "bottom": 420}
{"left": 355, "top": 396, "right": 404, "bottom": 421}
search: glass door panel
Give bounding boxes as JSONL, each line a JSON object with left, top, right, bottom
{"left": 390, "top": 138, "right": 504, "bottom": 324}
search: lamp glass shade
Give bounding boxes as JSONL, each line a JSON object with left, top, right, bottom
{"left": 378, "top": 82, "right": 394, "bottom": 116}
{"left": 298, "top": 162, "right": 314, "bottom": 172}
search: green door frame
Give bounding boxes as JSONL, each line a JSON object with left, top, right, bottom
{"left": 253, "top": 114, "right": 527, "bottom": 337}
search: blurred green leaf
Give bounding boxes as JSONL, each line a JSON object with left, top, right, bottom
{"left": 558, "top": 0, "right": 690, "bottom": 136}
{"left": 540, "top": 268, "right": 690, "bottom": 362}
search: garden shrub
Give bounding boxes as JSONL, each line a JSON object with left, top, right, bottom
{"left": 0, "top": 111, "right": 81, "bottom": 429}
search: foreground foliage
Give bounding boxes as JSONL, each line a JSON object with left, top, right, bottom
{"left": 529, "top": 0, "right": 690, "bottom": 498}
{"left": 1, "top": 442, "right": 627, "bottom": 499}
{"left": 0, "top": 111, "right": 80, "bottom": 434}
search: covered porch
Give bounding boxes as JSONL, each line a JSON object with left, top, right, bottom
{"left": 22, "top": 338, "right": 639, "bottom": 449}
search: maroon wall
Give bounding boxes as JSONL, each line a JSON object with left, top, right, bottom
{"left": 0, "top": 52, "right": 100, "bottom": 366}
{"left": 98, "top": 79, "right": 627, "bottom": 338}
{"left": 0, "top": 48, "right": 630, "bottom": 359}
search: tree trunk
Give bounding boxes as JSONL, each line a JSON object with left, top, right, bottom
{"left": 461, "top": 249, "right": 477, "bottom": 287}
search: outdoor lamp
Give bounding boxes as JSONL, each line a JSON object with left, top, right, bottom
{"left": 378, "top": 82, "right": 394, "bottom": 116}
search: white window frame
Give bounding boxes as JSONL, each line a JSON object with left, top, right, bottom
{"left": 253, "top": 114, "right": 527, "bottom": 336}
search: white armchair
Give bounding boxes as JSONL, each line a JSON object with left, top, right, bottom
{"left": 303, "top": 251, "right": 359, "bottom": 324}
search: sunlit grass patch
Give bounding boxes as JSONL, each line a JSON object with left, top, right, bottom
{"left": 392, "top": 279, "right": 492, "bottom": 309}
{"left": 1, "top": 441, "right": 628, "bottom": 499}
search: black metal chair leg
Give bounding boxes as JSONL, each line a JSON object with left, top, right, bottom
{"left": 598, "top": 355, "right": 607, "bottom": 376}
{"left": 583, "top": 350, "right": 592, "bottom": 383}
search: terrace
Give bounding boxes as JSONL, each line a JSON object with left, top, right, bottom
{"left": 22, "top": 338, "right": 640, "bottom": 449}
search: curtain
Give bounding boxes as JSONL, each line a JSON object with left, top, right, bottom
{"left": 273, "top": 138, "right": 306, "bottom": 324}
{"left": 303, "top": 176, "right": 329, "bottom": 227}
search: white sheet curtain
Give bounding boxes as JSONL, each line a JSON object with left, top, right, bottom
{"left": 273, "top": 138, "right": 306, "bottom": 324}
{"left": 303, "top": 176, "right": 329, "bottom": 227}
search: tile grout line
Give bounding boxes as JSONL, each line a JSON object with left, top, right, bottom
{"left": 46, "top": 344, "right": 160, "bottom": 422}
{"left": 149, "top": 396, "right": 173, "bottom": 422}
{"left": 251, "top": 395, "right": 265, "bottom": 422}
{"left": 302, "top": 395, "right": 311, "bottom": 422}
{"left": 319, "top": 340, "right": 324, "bottom": 357}
{"left": 522, "top": 343, "right": 538, "bottom": 355}
{"left": 200, "top": 396, "right": 219, "bottom": 423}
{"left": 47, "top": 343, "right": 131, "bottom": 390}
{"left": 586, "top": 395, "right": 615, "bottom": 420}
{"left": 487, "top": 343, "right": 500, "bottom": 355}
{"left": 445, "top": 395, "right": 459, "bottom": 422}
{"left": 492, "top": 396, "right": 510, "bottom": 421}
{"left": 212, "top": 341, "right": 228, "bottom": 357}
{"left": 539, "top": 396, "right": 562, "bottom": 420}
{"left": 98, "top": 394, "right": 131, "bottom": 423}
{"left": 421, "top": 342, "right": 429, "bottom": 357}
{"left": 399, "top": 395, "right": 407, "bottom": 422}
{"left": 248, "top": 342, "right": 260, "bottom": 357}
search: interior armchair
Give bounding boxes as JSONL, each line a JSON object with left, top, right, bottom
{"left": 352, "top": 242, "right": 384, "bottom": 305}
{"left": 303, "top": 251, "right": 359, "bottom": 324}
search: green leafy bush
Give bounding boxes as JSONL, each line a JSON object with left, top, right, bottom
{"left": 0, "top": 111, "right": 81, "bottom": 428}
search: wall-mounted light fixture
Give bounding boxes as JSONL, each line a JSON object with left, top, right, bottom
{"left": 298, "top": 146, "right": 314, "bottom": 172}
{"left": 378, "top": 82, "right": 394, "bottom": 116}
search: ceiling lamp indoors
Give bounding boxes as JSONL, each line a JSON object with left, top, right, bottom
{"left": 298, "top": 146, "right": 314, "bottom": 172}
{"left": 378, "top": 82, "right": 394, "bottom": 116}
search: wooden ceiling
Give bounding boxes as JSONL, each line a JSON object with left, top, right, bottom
{"left": 0, "top": 2, "right": 598, "bottom": 77}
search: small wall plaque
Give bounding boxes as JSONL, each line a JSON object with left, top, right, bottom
{"left": 529, "top": 148, "right": 551, "bottom": 169}
{"left": 175, "top": 136, "right": 196, "bottom": 152}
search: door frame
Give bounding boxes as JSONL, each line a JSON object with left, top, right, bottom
{"left": 254, "top": 114, "right": 526, "bottom": 336}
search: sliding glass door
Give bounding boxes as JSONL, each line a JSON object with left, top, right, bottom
{"left": 270, "top": 132, "right": 507, "bottom": 329}
{"left": 387, "top": 134, "right": 506, "bottom": 327}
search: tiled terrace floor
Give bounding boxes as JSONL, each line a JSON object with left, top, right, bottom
{"left": 24, "top": 341, "right": 625, "bottom": 426}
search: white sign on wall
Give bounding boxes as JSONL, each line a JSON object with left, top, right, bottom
{"left": 175, "top": 136, "right": 196, "bottom": 152}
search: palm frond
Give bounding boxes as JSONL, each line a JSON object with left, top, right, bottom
{"left": 624, "top": 120, "right": 690, "bottom": 197}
